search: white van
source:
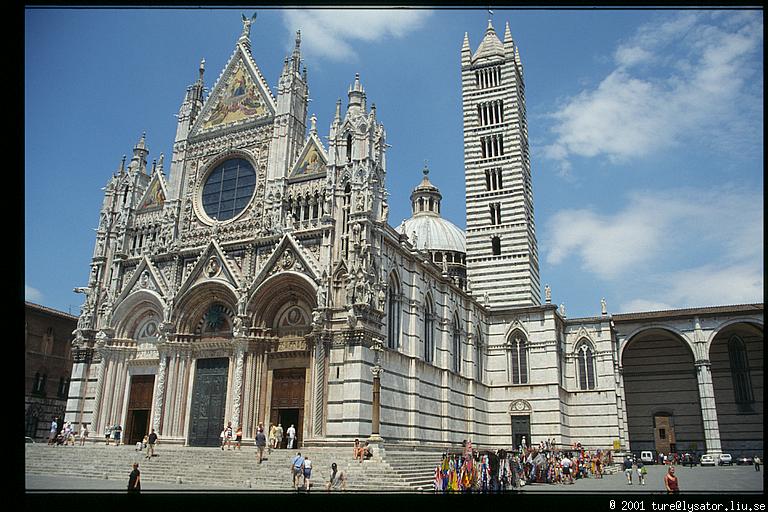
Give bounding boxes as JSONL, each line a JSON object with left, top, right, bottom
{"left": 640, "top": 451, "right": 655, "bottom": 464}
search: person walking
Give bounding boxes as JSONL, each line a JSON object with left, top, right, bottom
{"left": 127, "top": 463, "right": 141, "bottom": 494}
{"left": 268, "top": 424, "right": 276, "bottom": 452}
{"left": 754, "top": 456, "right": 761, "bottom": 471}
{"left": 287, "top": 424, "right": 296, "bottom": 449}
{"left": 664, "top": 466, "right": 679, "bottom": 494}
{"left": 326, "top": 462, "right": 347, "bottom": 491}
{"left": 290, "top": 451, "right": 305, "bottom": 490}
{"left": 223, "top": 422, "right": 233, "bottom": 450}
{"left": 105, "top": 425, "right": 112, "bottom": 445}
{"left": 146, "top": 429, "right": 158, "bottom": 459}
{"left": 302, "top": 454, "right": 313, "bottom": 491}
{"left": 255, "top": 428, "right": 267, "bottom": 464}
{"left": 636, "top": 460, "right": 646, "bottom": 485}
{"left": 623, "top": 457, "right": 634, "bottom": 485}
{"left": 79, "top": 424, "right": 88, "bottom": 446}
{"left": 275, "top": 423, "right": 284, "bottom": 449}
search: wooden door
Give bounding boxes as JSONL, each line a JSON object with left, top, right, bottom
{"left": 125, "top": 374, "right": 154, "bottom": 444}
{"left": 511, "top": 415, "right": 531, "bottom": 449}
{"left": 270, "top": 368, "right": 305, "bottom": 447}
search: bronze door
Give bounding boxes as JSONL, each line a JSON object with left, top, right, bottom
{"left": 511, "top": 415, "right": 531, "bottom": 449}
{"left": 125, "top": 374, "right": 154, "bottom": 445}
{"left": 188, "top": 358, "right": 229, "bottom": 447}
{"left": 270, "top": 368, "right": 305, "bottom": 448}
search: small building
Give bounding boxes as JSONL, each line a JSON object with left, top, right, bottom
{"left": 25, "top": 302, "right": 77, "bottom": 440}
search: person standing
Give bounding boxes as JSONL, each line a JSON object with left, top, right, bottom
{"left": 223, "top": 422, "right": 233, "bottom": 450}
{"left": 146, "top": 429, "right": 158, "bottom": 459}
{"left": 302, "top": 454, "right": 313, "bottom": 491}
{"left": 127, "top": 463, "right": 141, "bottom": 494}
{"left": 275, "top": 423, "right": 284, "bottom": 449}
{"left": 754, "top": 456, "right": 761, "bottom": 471}
{"left": 113, "top": 425, "right": 122, "bottom": 446}
{"left": 79, "top": 424, "right": 88, "bottom": 446}
{"left": 326, "top": 462, "right": 347, "bottom": 491}
{"left": 623, "top": 457, "right": 634, "bottom": 485}
{"left": 561, "top": 454, "right": 573, "bottom": 484}
{"left": 235, "top": 425, "right": 243, "bottom": 450}
{"left": 255, "top": 428, "right": 267, "bottom": 464}
{"left": 290, "top": 451, "right": 305, "bottom": 490}
{"left": 105, "top": 425, "right": 112, "bottom": 445}
{"left": 664, "top": 466, "right": 679, "bottom": 494}
{"left": 48, "top": 417, "right": 58, "bottom": 445}
{"left": 287, "top": 424, "right": 296, "bottom": 449}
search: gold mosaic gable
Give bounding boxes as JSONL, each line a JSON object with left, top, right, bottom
{"left": 138, "top": 175, "right": 166, "bottom": 210}
{"left": 290, "top": 137, "right": 327, "bottom": 179}
{"left": 199, "top": 59, "right": 270, "bottom": 132}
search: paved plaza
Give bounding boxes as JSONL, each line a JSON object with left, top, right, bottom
{"left": 26, "top": 464, "right": 763, "bottom": 494}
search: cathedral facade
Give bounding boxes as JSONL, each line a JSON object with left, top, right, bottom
{"left": 66, "top": 17, "right": 763, "bottom": 456}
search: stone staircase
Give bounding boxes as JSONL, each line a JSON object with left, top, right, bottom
{"left": 25, "top": 443, "right": 438, "bottom": 492}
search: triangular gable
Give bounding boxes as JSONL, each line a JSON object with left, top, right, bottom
{"left": 116, "top": 256, "right": 169, "bottom": 304}
{"left": 137, "top": 171, "right": 167, "bottom": 211}
{"left": 176, "top": 239, "right": 243, "bottom": 299}
{"left": 190, "top": 42, "right": 276, "bottom": 138}
{"left": 248, "top": 233, "right": 321, "bottom": 296}
{"left": 289, "top": 134, "right": 328, "bottom": 180}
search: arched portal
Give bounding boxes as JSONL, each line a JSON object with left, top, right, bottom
{"left": 249, "top": 271, "right": 317, "bottom": 449}
{"left": 709, "top": 322, "right": 763, "bottom": 455}
{"left": 622, "top": 328, "right": 704, "bottom": 454}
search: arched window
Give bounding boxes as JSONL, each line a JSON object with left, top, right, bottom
{"left": 342, "top": 182, "right": 351, "bottom": 259}
{"left": 475, "top": 328, "right": 484, "bottom": 382}
{"left": 346, "top": 133, "right": 353, "bottom": 162}
{"left": 387, "top": 274, "right": 400, "bottom": 350}
{"left": 452, "top": 315, "right": 461, "bottom": 373}
{"left": 424, "top": 296, "right": 435, "bottom": 363}
{"left": 728, "top": 335, "right": 754, "bottom": 409}
{"left": 576, "top": 342, "right": 596, "bottom": 390}
{"left": 509, "top": 334, "right": 528, "bottom": 384}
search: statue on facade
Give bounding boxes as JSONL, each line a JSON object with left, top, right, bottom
{"left": 241, "top": 12, "right": 257, "bottom": 39}
{"left": 316, "top": 283, "right": 327, "bottom": 309}
{"left": 377, "top": 285, "right": 386, "bottom": 311}
{"left": 545, "top": 284, "right": 551, "bottom": 303}
{"left": 601, "top": 297, "right": 607, "bottom": 315}
{"left": 559, "top": 303, "right": 566, "bottom": 317}
{"left": 346, "top": 305, "right": 357, "bottom": 328}
{"left": 233, "top": 315, "right": 246, "bottom": 338}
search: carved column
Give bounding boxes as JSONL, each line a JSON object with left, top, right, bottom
{"left": 162, "top": 353, "right": 177, "bottom": 434}
{"left": 152, "top": 352, "right": 167, "bottom": 433}
{"left": 695, "top": 360, "right": 723, "bottom": 454}
{"left": 90, "top": 350, "right": 107, "bottom": 433}
{"left": 231, "top": 342, "right": 246, "bottom": 429}
{"left": 368, "top": 339, "right": 384, "bottom": 443}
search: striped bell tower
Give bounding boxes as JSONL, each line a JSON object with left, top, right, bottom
{"left": 462, "top": 19, "right": 541, "bottom": 309}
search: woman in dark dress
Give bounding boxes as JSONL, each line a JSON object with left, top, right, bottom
{"left": 128, "top": 463, "right": 141, "bottom": 493}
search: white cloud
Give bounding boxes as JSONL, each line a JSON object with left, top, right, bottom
{"left": 544, "top": 187, "right": 763, "bottom": 280}
{"left": 543, "top": 11, "right": 763, "bottom": 173}
{"left": 25, "top": 284, "right": 43, "bottom": 303}
{"left": 282, "top": 9, "right": 431, "bottom": 61}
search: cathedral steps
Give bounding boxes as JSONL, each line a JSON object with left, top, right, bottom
{"left": 25, "top": 443, "right": 426, "bottom": 491}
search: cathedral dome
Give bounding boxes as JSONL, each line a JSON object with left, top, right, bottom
{"left": 396, "top": 164, "right": 466, "bottom": 254}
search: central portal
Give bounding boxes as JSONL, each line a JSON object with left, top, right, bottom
{"left": 188, "top": 357, "right": 229, "bottom": 447}
{"left": 270, "top": 368, "right": 306, "bottom": 448}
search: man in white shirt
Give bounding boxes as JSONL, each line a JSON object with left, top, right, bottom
{"left": 287, "top": 424, "right": 296, "bottom": 449}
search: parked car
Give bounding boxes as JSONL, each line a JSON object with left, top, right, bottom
{"left": 25, "top": 436, "right": 35, "bottom": 443}
{"left": 700, "top": 454, "right": 716, "bottom": 466}
{"left": 718, "top": 453, "right": 733, "bottom": 466}
{"left": 640, "top": 451, "right": 655, "bottom": 464}
{"left": 736, "top": 455, "right": 753, "bottom": 466}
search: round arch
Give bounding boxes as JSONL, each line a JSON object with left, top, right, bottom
{"left": 174, "top": 281, "right": 238, "bottom": 335}
{"left": 705, "top": 318, "right": 763, "bottom": 357}
{"left": 619, "top": 324, "right": 694, "bottom": 368}
{"left": 247, "top": 271, "right": 317, "bottom": 330}
{"left": 113, "top": 290, "right": 164, "bottom": 339}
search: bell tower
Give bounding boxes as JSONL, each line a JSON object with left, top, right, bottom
{"left": 462, "top": 20, "right": 541, "bottom": 309}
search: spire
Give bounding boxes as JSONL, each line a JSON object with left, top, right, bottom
{"left": 410, "top": 160, "right": 442, "bottom": 216}
{"left": 291, "top": 30, "right": 302, "bottom": 72}
{"left": 119, "top": 155, "right": 126, "bottom": 174}
{"left": 334, "top": 99, "right": 341, "bottom": 123}
{"left": 310, "top": 113, "right": 317, "bottom": 135}
{"left": 462, "top": 32, "right": 471, "bottom": 52}
{"left": 503, "top": 21, "right": 515, "bottom": 53}
{"left": 198, "top": 58, "right": 205, "bottom": 81}
{"left": 347, "top": 73, "right": 365, "bottom": 112}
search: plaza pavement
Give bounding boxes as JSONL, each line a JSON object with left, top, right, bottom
{"left": 26, "top": 463, "right": 763, "bottom": 494}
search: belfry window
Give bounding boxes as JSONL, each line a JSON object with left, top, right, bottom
{"left": 491, "top": 236, "right": 501, "bottom": 256}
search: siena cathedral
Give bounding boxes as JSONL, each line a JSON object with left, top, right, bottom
{"left": 66, "top": 16, "right": 763, "bottom": 456}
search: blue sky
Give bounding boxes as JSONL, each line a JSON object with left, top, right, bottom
{"left": 25, "top": 8, "right": 763, "bottom": 318}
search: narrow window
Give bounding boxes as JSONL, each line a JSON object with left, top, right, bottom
{"left": 729, "top": 335, "right": 754, "bottom": 409}
{"left": 452, "top": 317, "right": 461, "bottom": 373}
{"left": 346, "top": 133, "right": 352, "bottom": 162}
{"left": 491, "top": 236, "right": 501, "bottom": 256}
